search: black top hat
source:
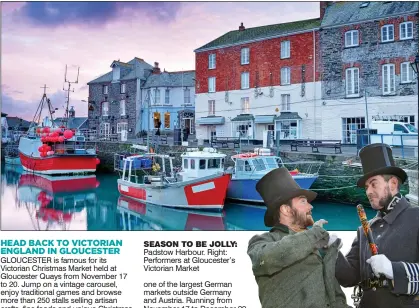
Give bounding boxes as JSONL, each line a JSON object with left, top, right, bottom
{"left": 256, "top": 167, "right": 317, "bottom": 227}
{"left": 357, "top": 143, "right": 407, "bottom": 188}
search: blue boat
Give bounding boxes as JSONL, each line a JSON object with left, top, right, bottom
{"left": 226, "top": 148, "right": 323, "bottom": 204}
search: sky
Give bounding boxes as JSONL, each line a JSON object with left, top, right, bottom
{"left": 1, "top": 1, "right": 320, "bottom": 121}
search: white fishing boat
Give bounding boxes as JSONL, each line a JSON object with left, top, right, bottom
{"left": 117, "top": 148, "right": 232, "bottom": 211}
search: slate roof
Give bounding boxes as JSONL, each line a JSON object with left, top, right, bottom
{"left": 195, "top": 18, "right": 321, "bottom": 52}
{"left": 321, "top": 1, "right": 419, "bottom": 27}
{"left": 54, "top": 117, "right": 88, "bottom": 129}
{"left": 275, "top": 112, "right": 302, "bottom": 120}
{"left": 6, "top": 117, "right": 32, "bottom": 129}
{"left": 143, "top": 71, "right": 195, "bottom": 88}
{"left": 87, "top": 58, "right": 154, "bottom": 84}
{"left": 231, "top": 114, "right": 255, "bottom": 122}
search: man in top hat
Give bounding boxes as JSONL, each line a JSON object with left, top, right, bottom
{"left": 247, "top": 167, "right": 350, "bottom": 308}
{"left": 333, "top": 143, "right": 419, "bottom": 308}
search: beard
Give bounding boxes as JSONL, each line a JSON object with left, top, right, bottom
{"left": 369, "top": 185, "right": 393, "bottom": 211}
{"left": 290, "top": 207, "right": 314, "bottom": 229}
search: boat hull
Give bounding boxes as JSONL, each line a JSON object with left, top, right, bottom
{"left": 118, "top": 173, "right": 231, "bottom": 211}
{"left": 18, "top": 136, "right": 97, "bottom": 175}
{"left": 226, "top": 176, "right": 318, "bottom": 203}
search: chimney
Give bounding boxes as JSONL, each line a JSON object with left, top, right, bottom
{"left": 239, "top": 22, "right": 245, "bottom": 31}
{"left": 320, "top": 1, "right": 330, "bottom": 20}
{"left": 153, "top": 62, "right": 161, "bottom": 74}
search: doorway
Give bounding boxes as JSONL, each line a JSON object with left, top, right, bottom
{"left": 183, "top": 118, "right": 194, "bottom": 134}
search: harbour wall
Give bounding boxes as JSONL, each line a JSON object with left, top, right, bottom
{"left": 96, "top": 141, "right": 415, "bottom": 205}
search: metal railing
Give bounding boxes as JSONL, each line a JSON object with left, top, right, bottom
{"left": 358, "top": 133, "right": 418, "bottom": 158}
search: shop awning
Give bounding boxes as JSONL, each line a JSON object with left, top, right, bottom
{"left": 254, "top": 115, "right": 276, "bottom": 124}
{"left": 275, "top": 112, "right": 302, "bottom": 120}
{"left": 231, "top": 114, "right": 254, "bottom": 122}
{"left": 196, "top": 116, "right": 225, "bottom": 125}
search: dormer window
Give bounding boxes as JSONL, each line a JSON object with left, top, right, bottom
{"left": 112, "top": 65, "right": 120, "bottom": 82}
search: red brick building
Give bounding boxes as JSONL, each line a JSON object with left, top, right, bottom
{"left": 194, "top": 18, "right": 322, "bottom": 142}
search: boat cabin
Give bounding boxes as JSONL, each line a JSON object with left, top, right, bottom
{"left": 179, "top": 148, "right": 226, "bottom": 181}
{"left": 231, "top": 149, "right": 283, "bottom": 178}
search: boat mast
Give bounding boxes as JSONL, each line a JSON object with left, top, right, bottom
{"left": 62, "top": 64, "right": 80, "bottom": 127}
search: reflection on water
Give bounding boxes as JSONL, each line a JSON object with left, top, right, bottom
{"left": 1, "top": 164, "right": 376, "bottom": 231}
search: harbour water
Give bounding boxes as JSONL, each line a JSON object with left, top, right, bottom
{"left": 1, "top": 164, "right": 376, "bottom": 231}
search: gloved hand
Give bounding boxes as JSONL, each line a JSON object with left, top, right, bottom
{"left": 324, "top": 233, "right": 343, "bottom": 249}
{"left": 312, "top": 219, "right": 329, "bottom": 249}
{"left": 366, "top": 254, "right": 393, "bottom": 279}
{"left": 313, "top": 219, "right": 328, "bottom": 228}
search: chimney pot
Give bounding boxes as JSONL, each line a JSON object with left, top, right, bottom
{"left": 239, "top": 22, "right": 245, "bottom": 31}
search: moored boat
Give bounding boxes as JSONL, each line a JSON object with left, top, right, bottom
{"left": 18, "top": 87, "right": 99, "bottom": 175}
{"left": 226, "top": 148, "right": 323, "bottom": 203}
{"left": 117, "top": 147, "right": 232, "bottom": 211}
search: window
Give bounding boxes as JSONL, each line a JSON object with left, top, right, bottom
{"left": 103, "top": 85, "right": 108, "bottom": 95}
{"left": 342, "top": 117, "right": 365, "bottom": 144}
{"left": 281, "top": 41, "right": 290, "bottom": 59}
{"left": 276, "top": 120, "right": 299, "bottom": 140}
{"left": 400, "top": 22, "right": 413, "bottom": 40}
{"left": 153, "top": 112, "right": 161, "bottom": 128}
{"left": 190, "top": 159, "right": 195, "bottom": 169}
{"left": 281, "top": 94, "right": 290, "bottom": 111}
{"left": 154, "top": 89, "right": 160, "bottom": 104}
{"left": 394, "top": 124, "right": 408, "bottom": 133}
{"left": 401, "top": 62, "right": 414, "bottom": 83}
{"left": 184, "top": 159, "right": 189, "bottom": 169}
{"left": 184, "top": 88, "right": 190, "bottom": 105}
{"left": 345, "top": 68, "right": 360, "bottom": 97}
{"left": 102, "top": 102, "right": 109, "bottom": 116}
{"left": 165, "top": 89, "right": 170, "bottom": 104}
{"left": 381, "top": 25, "right": 394, "bottom": 42}
{"left": 120, "top": 83, "right": 126, "bottom": 94}
{"left": 382, "top": 64, "right": 395, "bottom": 95}
{"left": 281, "top": 67, "right": 291, "bottom": 85}
{"left": 208, "top": 77, "right": 216, "bottom": 93}
{"left": 241, "top": 72, "right": 249, "bottom": 89}
{"left": 345, "top": 30, "right": 359, "bottom": 47}
{"left": 120, "top": 100, "right": 126, "bottom": 116}
{"left": 208, "top": 100, "right": 215, "bottom": 115}
{"left": 268, "top": 124, "right": 274, "bottom": 131}
{"left": 117, "top": 122, "right": 128, "bottom": 133}
{"left": 208, "top": 159, "right": 221, "bottom": 169}
{"left": 241, "top": 48, "right": 249, "bottom": 65}
{"left": 209, "top": 54, "right": 216, "bottom": 69}
{"left": 199, "top": 159, "right": 206, "bottom": 169}
{"left": 164, "top": 112, "right": 170, "bottom": 129}
{"left": 241, "top": 97, "right": 250, "bottom": 113}
{"left": 146, "top": 89, "right": 151, "bottom": 104}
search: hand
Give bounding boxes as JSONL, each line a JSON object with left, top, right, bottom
{"left": 324, "top": 233, "right": 343, "bottom": 249}
{"left": 366, "top": 254, "right": 393, "bottom": 279}
{"left": 313, "top": 219, "right": 328, "bottom": 228}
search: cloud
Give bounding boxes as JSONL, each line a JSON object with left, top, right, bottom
{"left": 1, "top": 94, "right": 36, "bottom": 120}
{"left": 13, "top": 2, "right": 182, "bottom": 27}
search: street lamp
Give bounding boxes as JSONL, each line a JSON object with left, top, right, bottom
{"left": 410, "top": 54, "right": 419, "bottom": 78}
